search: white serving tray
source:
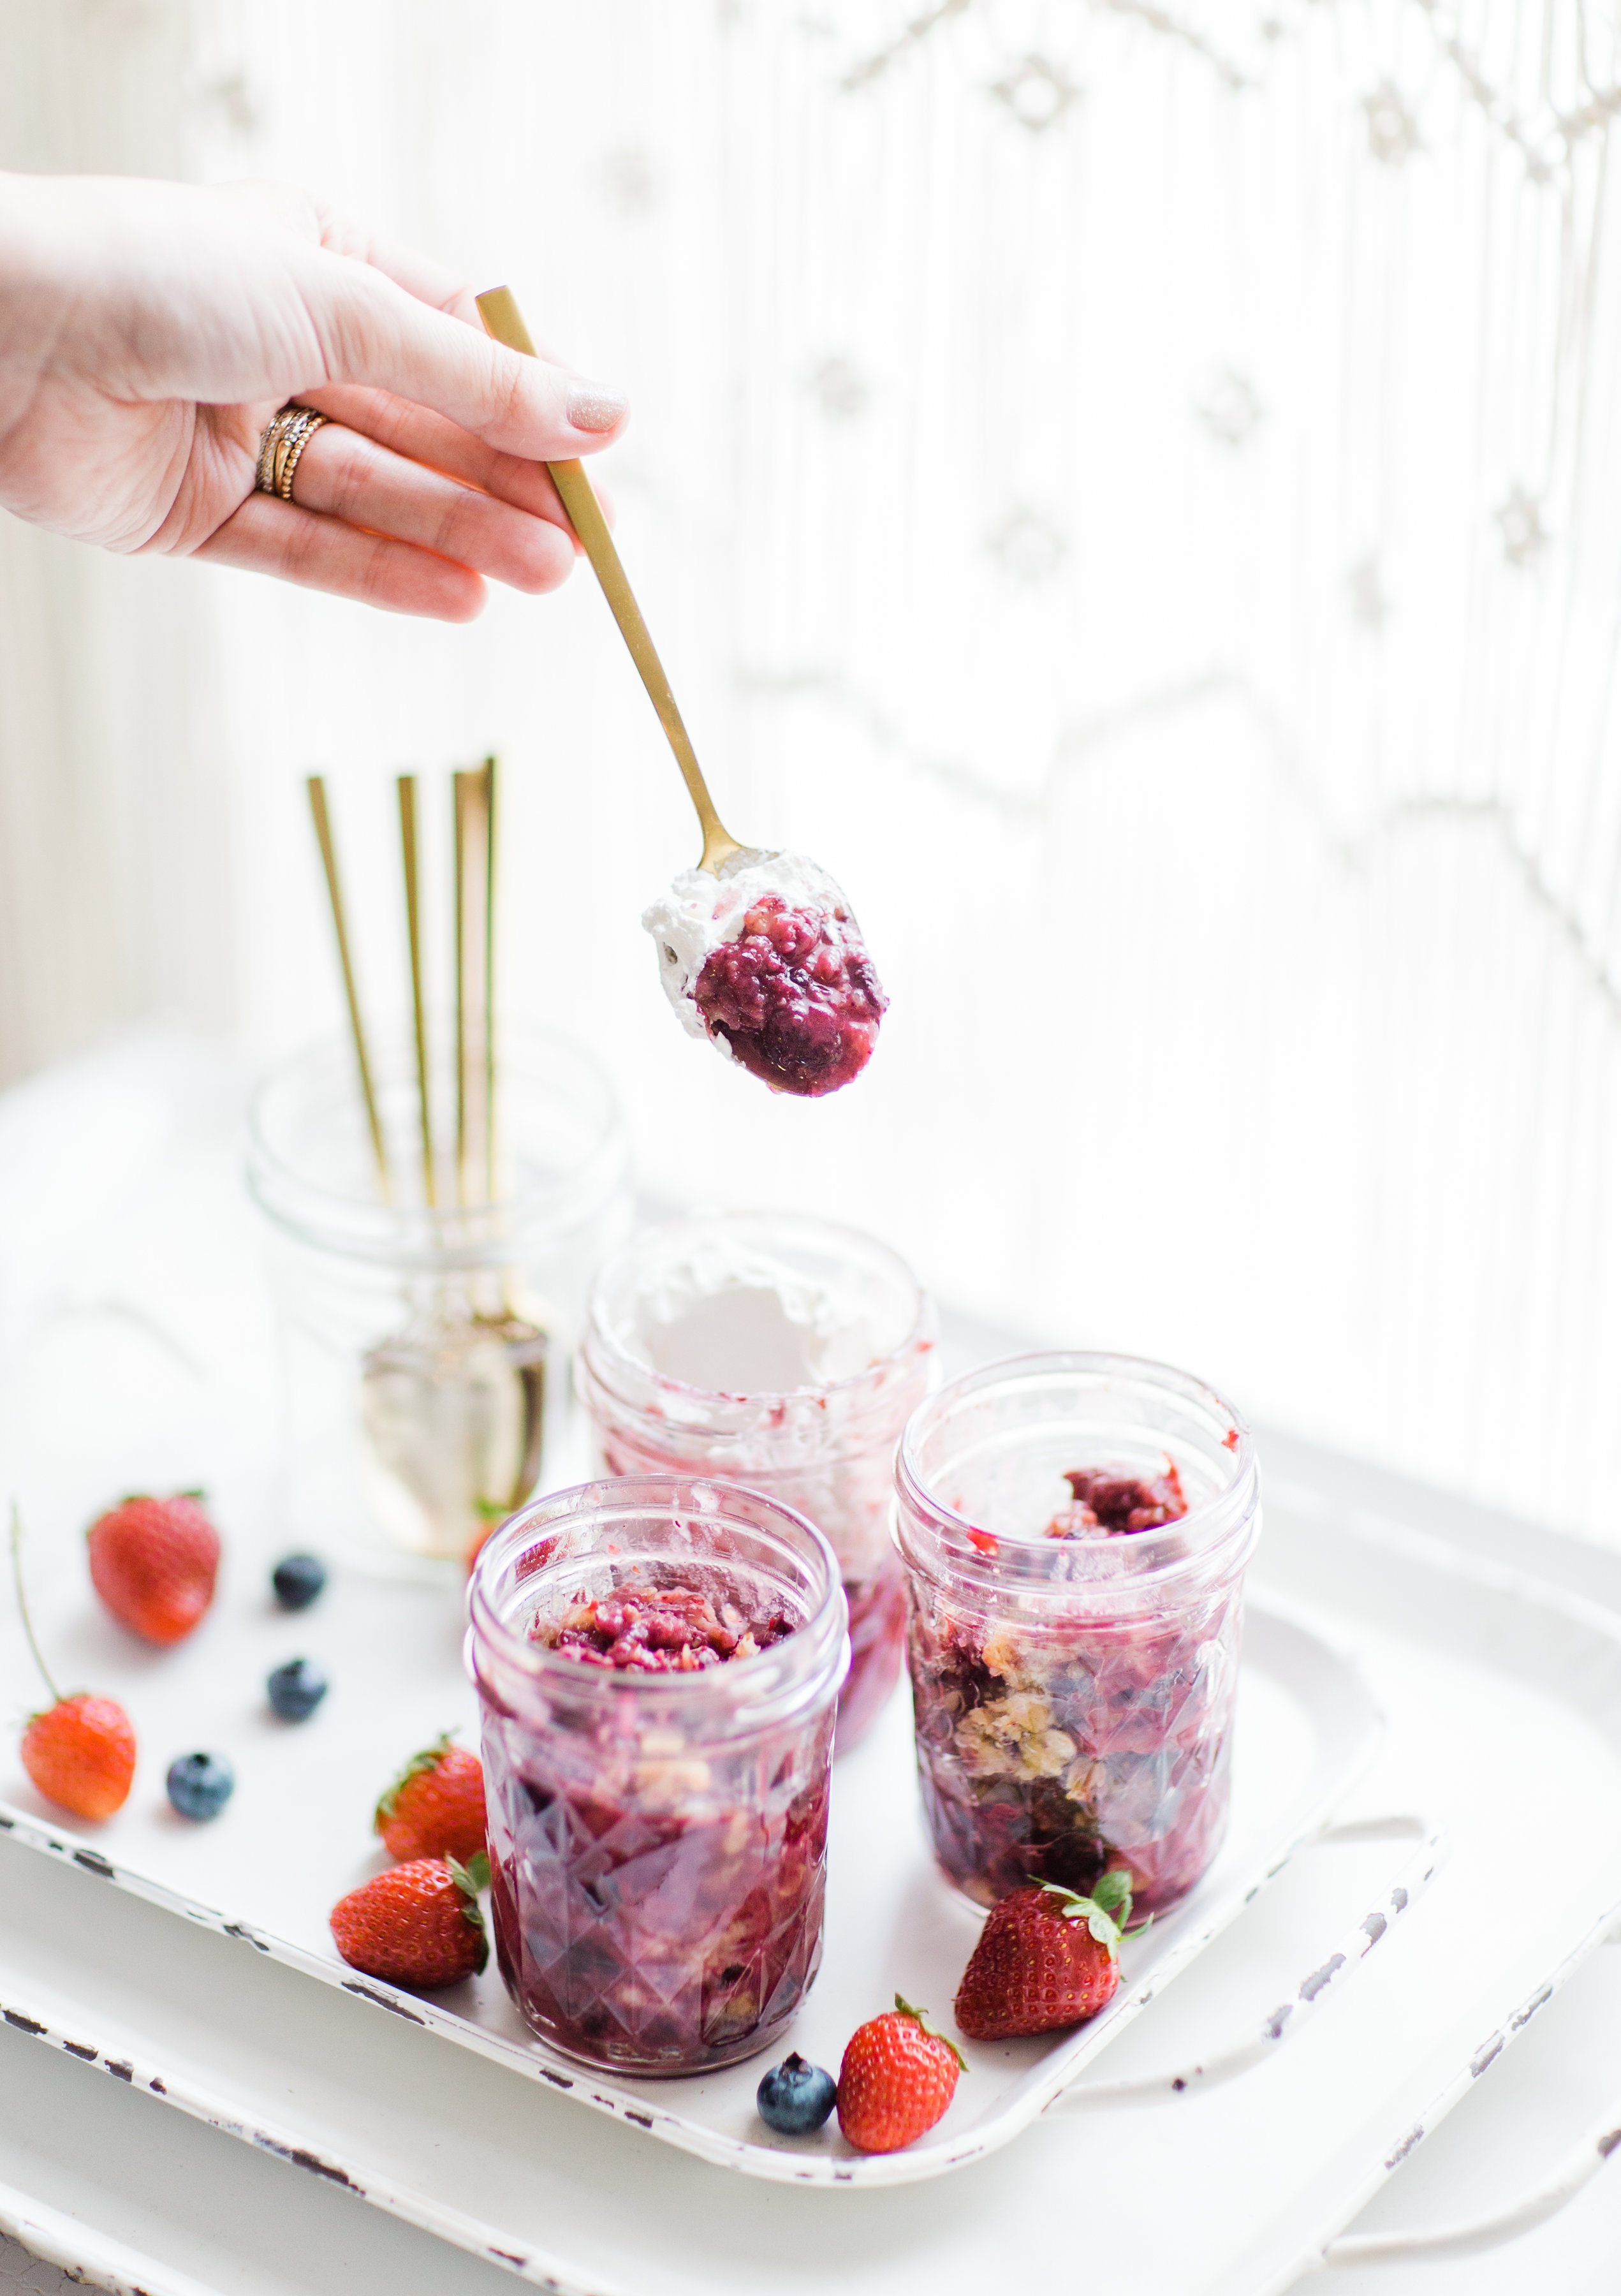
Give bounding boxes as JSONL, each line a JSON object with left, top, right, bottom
{"left": 5, "top": 1484, "right": 1621, "bottom": 2295}
{"left": 7, "top": 1057, "right": 1621, "bottom": 2292}
{"left": 0, "top": 1540, "right": 1391, "bottom": 2191}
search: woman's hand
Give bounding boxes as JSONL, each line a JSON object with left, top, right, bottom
{"left": 0, "top": 172, "right": 626, "bottom": 620}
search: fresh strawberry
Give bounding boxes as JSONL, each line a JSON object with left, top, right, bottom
{"left": 11, "top": 1503, "right": 136, "bottom": 1821}
{"left": 837, "top": 1996, "right": 965, "bottom": 2154}
{"left": 87, "top": 1492, "right": 220, "bottom": 1646}
{"left": 330, "top": 1854, "right": 489, "bottom": 1989}
{"left": 374, "top": 1733, "right": 487, "bottom": 1864}
{"left": 22, "top": 1694, "right": 136, "bottom": 1821}
{"left": 954, "top": 1869, "right": 1141, "bottom": 2040}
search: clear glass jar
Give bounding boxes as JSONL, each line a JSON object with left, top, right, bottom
{"left": 466, "top": 1476, "right": 848, "bottom": 2075}
{"left": 894, "top": 1351, "right": 1260, "bottom": 1917}
{"left": 574, "top": 1210, "right": 935, "bottom": 1753}
{"left": 247, "top": 1025, "right": 631, "bottom": 1565}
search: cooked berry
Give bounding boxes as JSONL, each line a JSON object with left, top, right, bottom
{"left": 271, "top": 1552, "right": 326, "bottom": 1611}
{"left": 534, "top": 1580, "right": 796, "bottom": 1674}
{"left": 267, "top": 1657, "right": 328, "bottom": 1721}
{"left": 756, "top": 2052, "right": 838, "bottom": 2134}
{"left": 1050, "top": 1462, "right": 1189, "bottom": 1538}
{"left": 166, "top": 1750, "right": 235, "bottom": 1821}
{"left": 694, "top": 896, "right": 886, "bottom": 1098}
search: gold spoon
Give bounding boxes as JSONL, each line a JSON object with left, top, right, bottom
{"left": 476, "top": 285, "right": 763, "bottom": 879}
{"left": 305, "top": 776, "right": 391, "bottom": 1198}
{"left": 358, "top": 755, "right": 546, "bottom": 1557}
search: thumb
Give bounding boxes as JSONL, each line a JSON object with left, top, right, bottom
{"left": 307, "top": 247, "right": 627, "bottom": 459}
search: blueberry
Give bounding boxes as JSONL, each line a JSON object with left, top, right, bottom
{"left": 756, "top": 2052, "right": 838, "bottom": 2135}
{"left": 267, "top": 1657, "right": 328, "bottom": 1721}
{"left": 272, "top": 1552, "right": 326, "bottom": 1612}
{"left": 166, "top": 1751, "right": 235, "bottom": 1821}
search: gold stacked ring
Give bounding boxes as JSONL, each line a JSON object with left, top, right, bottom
{"left": 255, "top": 404, "right": 331, "bottom": 500}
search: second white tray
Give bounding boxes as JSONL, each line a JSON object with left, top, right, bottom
{"left": 6, "top": 1484, "right": 1621, "bottom": 2293}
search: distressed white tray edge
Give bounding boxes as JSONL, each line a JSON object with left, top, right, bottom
{"left": 1245, "top": 1484, "right": 1621, "bottom": 2289}
{"left": 0, "top": 2023, "right": 627, "bottom": 2296}
{"left": 0, "top": 2177, "right": 211, "bottom": 2296}
{"left": 0, "top": 1599, "right": 1379, "bottom": 2195}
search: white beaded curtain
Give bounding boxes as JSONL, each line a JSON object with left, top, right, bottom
{"left": 1, "top": 0, "right": 1618, "bottom": 1543}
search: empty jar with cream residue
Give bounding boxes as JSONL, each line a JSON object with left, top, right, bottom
{"left": 575, "top": 1211, "right": 935, "bottom": 1753}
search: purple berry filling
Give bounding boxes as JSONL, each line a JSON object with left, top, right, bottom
{"left": 534, "top": 1581, "right": 796, "bottom": 1674}
{"left": 907, "top": 1462, "right": 1237, "bottom": 1917}
{"left": 694, "top": 896, "right": 886, "bottom": 1098}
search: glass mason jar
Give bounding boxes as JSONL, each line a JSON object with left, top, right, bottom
{"left": 466, "top": 1476, "right": 848, "bottom": 2075}
{"left": 574, "top": 1210, "right": 935, "bottom": 1754}
{"left": 247, "top": 1025, "right": 631, "bottom": 1565}
{"left": 894, "top": 1351, "right": 1260, "bottom": 1917}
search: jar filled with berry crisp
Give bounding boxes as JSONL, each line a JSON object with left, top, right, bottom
{"left": 467, "top": 1476, "right": 848, "bottom": 2075}
{"left": 894, "top": 1352, "right": 1260, "bottom": 1918}
{"left": 575, "top": 1211, "right": 935, "bottom": 1755}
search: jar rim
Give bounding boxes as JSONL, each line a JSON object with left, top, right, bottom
{"left": 466, "top": 1474, "right": 849, "bottom": 1714}
{"left": 246, "top": 1022, "right": 628, "bottom": 1267}
{"left": 895, "top": 1348, "right": 1258, "bottom": 1589}
{"left": 582, "top": 1207, "right": 934, "bottom": 1411}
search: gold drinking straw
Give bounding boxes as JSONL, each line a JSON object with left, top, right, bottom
{"left": 305, "top": 776, "right": 390, "bottom": 1198}
{"left": 483, "top": 754, "right": 499, "bottom": 1207}
{"left": 453, "top": 769, "right": 475, "bottom": 1206}
{"left": 453, "top": 763, "right": 494, "bottom": 1208}
{"left": 397, "top": 775, "right": 437, "bottom": 1207}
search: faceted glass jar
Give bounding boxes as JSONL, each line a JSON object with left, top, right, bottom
{"left": 247, "top": 1026, "right": 631, "bottom": 1566}
{"left": 575, "top": 1210, "right": 935, "bottom": 1754}
{"left": 894, "top": 1352, "right": 1260, "bottom": 1917}
{"left": 467, "top": 1477, "right": 849, "bottom": 2075}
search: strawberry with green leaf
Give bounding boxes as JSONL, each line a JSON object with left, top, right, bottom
{"left": 954, "top": 1868, "right": 1148, "bottom": 2040}
{"left": 374, "top": 1732, "right": 487, "bottom": 1865}
{"left": 837, "top": 1997, "right": 965, "bottom": 2153}
{"left": 330, "top": 1854, "right": 490, "bottom": 1989}
{"left": 10, "top": 1501, "right": 135, "bottom": 1823}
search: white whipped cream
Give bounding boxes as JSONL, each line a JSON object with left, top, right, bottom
{"left": 640, "top": 851, "right": 858, "bottom": 1054}
{"left": 636, "top": 1235, "right": 888, "bottom": 1392}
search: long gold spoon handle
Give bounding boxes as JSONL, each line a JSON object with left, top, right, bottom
{"left": 476, "top": 284, "right": 743, "bottom": 875}
{"left": 305, "top": 776, "right": 391, "bottom": 1200}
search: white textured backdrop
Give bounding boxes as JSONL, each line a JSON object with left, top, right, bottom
{"left": 1, "top": 0, "right": 1618, "bottom": 1545}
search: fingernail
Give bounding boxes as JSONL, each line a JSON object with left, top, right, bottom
{"left": 566, "top": 381, "right": 627, "bottom": 433}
